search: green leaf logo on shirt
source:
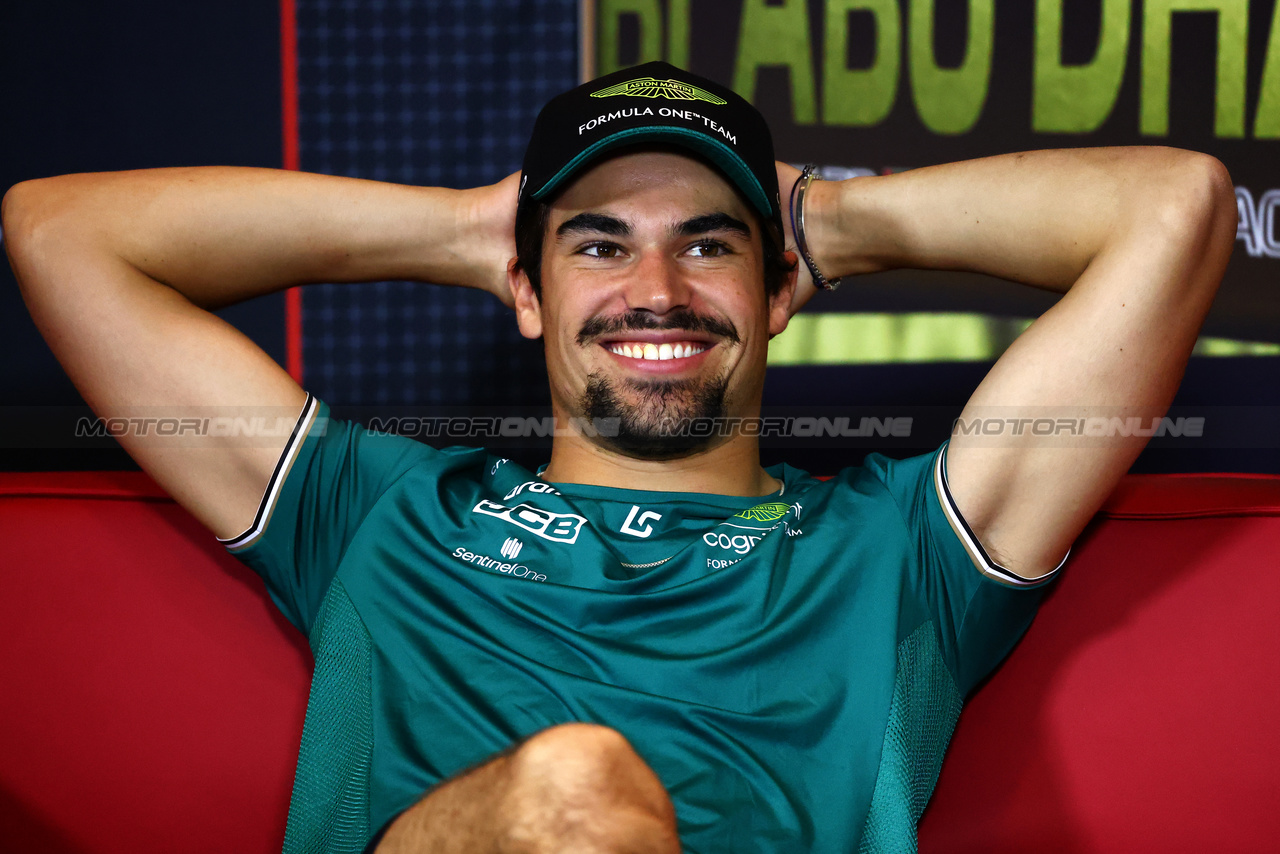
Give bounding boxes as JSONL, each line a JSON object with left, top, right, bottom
{"left": 734, "top": 502, "right": 790, "bottom": 523}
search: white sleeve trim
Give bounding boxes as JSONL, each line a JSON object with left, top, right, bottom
{"left": 933, "top": 444, "right": 1068, "bottom": 588}
{"left": 218, "top": 394, "right": 319, "bottom": 552}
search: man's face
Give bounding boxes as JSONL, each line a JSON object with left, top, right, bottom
{"left": 512, "top": 150, "right": 793, "bottom": 459}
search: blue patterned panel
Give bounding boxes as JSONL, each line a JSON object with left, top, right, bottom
{"left": 296, "top": 0, "right": 577, "bottom": 407}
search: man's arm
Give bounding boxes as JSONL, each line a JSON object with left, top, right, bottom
{"left": 788, "top": 147, "right": 1236, "bottom": 577}
{"left": 3, "top": 167, "right": 518, "bottom": 538}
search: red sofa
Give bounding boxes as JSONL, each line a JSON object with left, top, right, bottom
{"left": 2, "top": 470, "right": 1278, "bottom": 853}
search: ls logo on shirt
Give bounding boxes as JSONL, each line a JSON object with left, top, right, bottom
{"left": 620, "top": 505, "right": 662, "bottom": 538}
{"left": 473, "top": 499, "right": 586, "bottom": 544}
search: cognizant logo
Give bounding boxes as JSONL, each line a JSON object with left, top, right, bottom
{"left": 703, "top": 531, "right": 764, "bottom": 555}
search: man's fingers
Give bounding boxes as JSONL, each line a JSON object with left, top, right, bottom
{"left": 774, "top": 161, "right": 816, "bottom": 314}
{"left": 774, "top": 161, "right": 802, "bottom": 250}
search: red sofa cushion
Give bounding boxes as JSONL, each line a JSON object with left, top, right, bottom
{"left": 0, "top": 472, "right": 310, "bottom": 854}
{"left": 2, "top": 471, "right": 1278, "bottom": 852}
{"left": 919, "top": 473, "right": 1280, "bottom": 852}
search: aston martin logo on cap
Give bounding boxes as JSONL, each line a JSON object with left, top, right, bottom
{"left": 591, "top": 76, "right": 727, "bottom": 105}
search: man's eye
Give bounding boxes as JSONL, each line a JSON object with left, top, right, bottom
{"left": 581, "top": 243, "right": 622, "bottom": 258}
{"left": 688, "top": 241, "right": 729, "bottom": 257}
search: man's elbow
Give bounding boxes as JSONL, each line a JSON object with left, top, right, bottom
{"left": 3, "top": 176, "right": 90, "bottom": 301}
{"left": 3, "top": 179, "right": 36, "bottom": 259}
{"left": 1173, "top": 152, "right": 1236, "bottom": 258}
{"left": 1186, "top": 152, "right": 1237, "bottom": 245}
{"left": 4, "top": 178, "right": 61, "bottom": 276}
{"left": 1144, "top": 152, "right": 1236, "bottom": 296}
{"left": 3, "top": 180, "right": 42, "bottom": 294}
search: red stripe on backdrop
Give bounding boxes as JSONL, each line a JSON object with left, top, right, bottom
{"left": 280, "top": 0, "right": 304, "bottom": 384}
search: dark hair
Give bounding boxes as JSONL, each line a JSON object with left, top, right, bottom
{"left": 514, "top": 198, "right": 795, "bottom": 302}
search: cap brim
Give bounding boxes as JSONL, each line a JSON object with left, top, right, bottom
{"left": 530, "top": 125, "right": 774, "bottom": 225}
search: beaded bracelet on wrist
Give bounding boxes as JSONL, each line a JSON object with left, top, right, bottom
{"left": 789, "top": 164, "right": 842, "bottom": 291}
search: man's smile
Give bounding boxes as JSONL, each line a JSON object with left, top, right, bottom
{"left": 605, "top": 341, "right": 709, "bottom": 361}
{"left": 574, "top": 308, "right": 740, "bottom": 375}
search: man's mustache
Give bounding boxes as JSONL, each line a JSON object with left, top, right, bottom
{"left": 577, "top": 309, "right": 740, "bottom": 347}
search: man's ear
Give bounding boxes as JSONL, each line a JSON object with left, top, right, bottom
{"left": 509, "top": 258, "right": 543, "bottom": 339}
{"left": 767, "top": 250, "right": 800, "bottom": 338}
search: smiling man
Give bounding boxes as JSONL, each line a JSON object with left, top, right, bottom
{"left": 4, "top": 61, "right": 1235, "bottom": 853}
{"left": 519, "top": 149, "right": 789, "bottom": 490}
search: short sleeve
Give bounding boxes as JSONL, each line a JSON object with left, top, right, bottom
{"left": 218, "top": 394, "right": 430, "bottom": 635}
{"left": 861, "top": 443, "right": 1066, "bottom": 695}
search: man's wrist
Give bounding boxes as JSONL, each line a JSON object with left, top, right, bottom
{"left": 801, "top": 175, "right": 848, "bottom": 283}
{"left": 790, "top": 166, "right": 842, "bottom": 291}
{"left": 448, "top": 176, "right": 519, "bottom": 302}
{"left": 805, "top": 174, "right": 890, "bottom": 281}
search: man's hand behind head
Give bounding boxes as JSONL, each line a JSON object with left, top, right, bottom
{"left": 455, "top": 171, "right": 520, "bottom": 308}
{"left": 774, "top": 160, "right": 817, "bottom": 318}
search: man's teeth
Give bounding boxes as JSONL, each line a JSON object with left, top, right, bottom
{"left": 608, "top": 342, "right": 707, "bottom": 361}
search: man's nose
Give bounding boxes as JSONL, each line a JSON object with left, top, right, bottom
{"left": 623, "top": 251, "right": 692, "bottom": 315}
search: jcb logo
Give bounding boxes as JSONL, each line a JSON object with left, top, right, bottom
{"left": 1236, "top": 187, "right": 1280, "bottom": 259}
{"left": 474, "top": 499, "right": 586, "bottom": 544}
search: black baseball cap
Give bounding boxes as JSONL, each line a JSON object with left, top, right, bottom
{"left": 518, "top": 61, "right": 783, "bottom": 244}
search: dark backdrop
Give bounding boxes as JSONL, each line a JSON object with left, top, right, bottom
{"left": 0, "top": 0, "right": 285, "bottom": 469}
{"left": 2, "top": 0, "right": 1277, "bottom": 474}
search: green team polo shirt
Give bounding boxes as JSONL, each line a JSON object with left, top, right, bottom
{"left": 222, "top": 395, "right": 1062, "bottom": 854}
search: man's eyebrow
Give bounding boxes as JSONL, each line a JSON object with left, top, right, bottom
{"left": 554, "top": 211, "right": 752, "bottom": 241}
{"left": 556, "top": 212, "right": 631, "bottom": 239}
{"left": 677, "top": 213, "right": 752, "bottom": 240}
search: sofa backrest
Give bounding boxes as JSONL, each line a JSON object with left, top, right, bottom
{"left": 919, "top": 473, "right": 1280, "bottom": 852}
{"left": 0, "top": 472, "right": 309, "bottom": 854}
{"left": 3, "top": 471, "right": 1278, "bottom": 852}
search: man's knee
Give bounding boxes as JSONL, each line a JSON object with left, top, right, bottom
{"left": 511, "top": 723, "right": 649, "bottom": 783}
{"left": 502, "top": 723, "right": 679, "bottom": 853}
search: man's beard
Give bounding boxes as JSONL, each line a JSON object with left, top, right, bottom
{"left": 582, "top": 370, "right": 729, "bottom": 460}
{"left": 575, "top": 308, "right": 738, "bottom": 460}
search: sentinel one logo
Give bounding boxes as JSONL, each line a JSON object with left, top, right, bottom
{"left": 451, "top": 546, "right": 545, "bottom": 582}
{"left": 500, "top": 537, "right": 524, "bottom": 560}
{"left": 591, "top": 77, "right": 726, "bottom": 105}
{"left": 473, "top": 499, "right": 586, "bottom": 544}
